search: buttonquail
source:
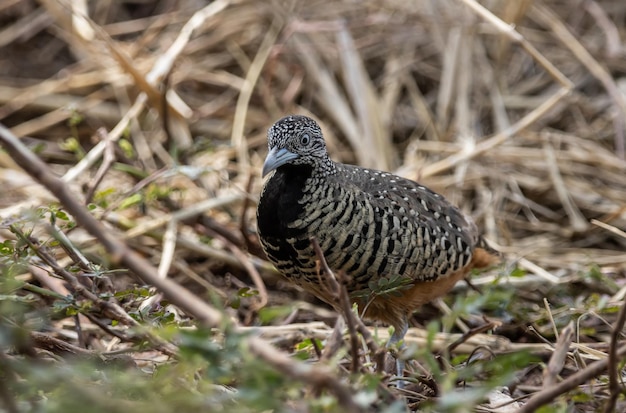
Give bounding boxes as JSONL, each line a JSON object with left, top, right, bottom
{"left": 256, "top": 115, "right": 500, "bottom": 382}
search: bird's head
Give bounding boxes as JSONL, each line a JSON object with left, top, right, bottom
{"left": 262, "top": 115, "right": 333, "bottom": 177}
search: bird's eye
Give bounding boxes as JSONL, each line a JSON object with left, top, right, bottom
{"left": 300, "top": 133, "right": 310, "bottom": 146}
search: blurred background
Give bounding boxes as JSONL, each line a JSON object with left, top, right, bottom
{"left": 1, "top": 0, "right": 626, "bottom": 411}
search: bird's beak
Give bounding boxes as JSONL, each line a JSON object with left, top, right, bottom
{"left": 262, "top": 147, "right": 299, "bottom": 177}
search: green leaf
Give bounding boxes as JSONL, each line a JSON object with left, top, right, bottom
{"left": 118, "top": 138, "right": 135, "bottom": 158}
{"left": 60, "top": 136, "right": 85, "bottom": 158}
{"left": 65, "top": 306, "right": 79, "bottom": 316}
{"left": 258, "top": 305, "right": 293, "bottom": 324}
{"left": 118, "top": 193, "right": 143, "bottom": 210}
{"left": 0, "top": 240, "right": 14, "bottom": 255}
{"left": 237, "top": 287, "right": 259, "bottom": 297}
{"left": 55, "top": 210, "right": 70, "bottom": 221}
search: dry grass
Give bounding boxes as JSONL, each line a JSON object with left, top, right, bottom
{"left": 1, "top": 0, "right": 626, "bottom": 411}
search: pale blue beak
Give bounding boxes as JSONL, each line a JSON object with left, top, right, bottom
{"left": 262, "top": 147, "right": 299, "bottom": 177}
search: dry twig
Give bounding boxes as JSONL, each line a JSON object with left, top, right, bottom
{"left": 543, "top": 321, "right": 575, "bottom": 388}
{"left": 310, "top": 237, "right": 361, "bottom": 375}
{"left": 604, "top": 298, "right": 626, "bottom": 413}
{"left": 518, "top": 343, "right": 626, "bottom": 413}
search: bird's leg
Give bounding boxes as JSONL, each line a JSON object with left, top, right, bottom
{"left": 386, "top": 317, "right": 409, "bottom": 388}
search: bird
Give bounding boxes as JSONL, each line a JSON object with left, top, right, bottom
{"left": 256, "top": 115, "right": 500, "bottom": 384}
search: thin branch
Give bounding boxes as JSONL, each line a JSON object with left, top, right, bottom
{"left": 310, "top": 237, "right": 360, "bottom": 375}
{"left": 30, "top": 331, "right": 96, "bottom": 357}
{"left": 85, "top": 127, "right": 116, "bottom": 204}
{"left": 320, "top": 317, "right": 346, "bottom": 362}
{"left": 247, "top": 335, "right": 362, "bottom": 413}
{"left": 210, "top": 228, "right": 268, "bottom": 310}
{"left": 442, "top": 318, "right": 501, "bottom": 356}
{"left": 12, "top": 226, "right": 137, "bottom": 327}
{"left": 543, "top": 321, "right": 574, "bottom": 388}
{"left": 12, "top": 226, "right": 178, "bottom": 357}
{"left": 231, "top": 19, "right": 281, "bottom": 171}
{"left": 604, "top": 298, "right": 626, "bottom": 413}
{"left": 310, "top": 237, "right": 386, "bottom": 376}
{"left": 518, "top": 343, "right": 626, "bottom": 413}
{"left": 239, "top": 172, "right": 257, "bottom": 252}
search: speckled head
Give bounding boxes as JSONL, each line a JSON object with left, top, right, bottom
{"left": 262, "top": 115, "right": 335, "bottom": 177}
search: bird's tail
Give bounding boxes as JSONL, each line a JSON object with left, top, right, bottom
{"left": 471, "top": 236, "right": 502, "bottom": 269}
